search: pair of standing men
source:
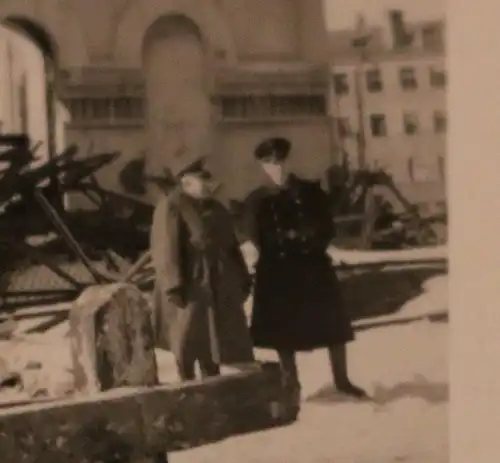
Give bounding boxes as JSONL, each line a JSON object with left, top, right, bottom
{"left": 150, "top": 137, "right": 367, "bottom": 408}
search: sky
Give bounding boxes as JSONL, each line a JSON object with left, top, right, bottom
{"left": 324, "top": 0, "right": 446, "bottom": 30}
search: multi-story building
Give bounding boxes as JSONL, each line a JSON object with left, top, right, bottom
{"left": 329, "top": 11, "right": 447, "bottom": 210}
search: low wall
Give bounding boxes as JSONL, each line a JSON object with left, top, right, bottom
{"left": 0, "top": 362, "right": 289, "bottom": 462}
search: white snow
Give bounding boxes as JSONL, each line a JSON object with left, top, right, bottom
{"left": 0, "top": 269, "right": 448, "bottom": 462}
{"left": 171, "top": 319, "right": 447, "bottom": 463}
{"left": 171, "top": 272, "right": 448, "bottom": 463}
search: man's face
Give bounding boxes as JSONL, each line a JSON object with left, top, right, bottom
{"left": 260, "top": 158, "right": 288, "bottom": 185}
{"left": 180, "top": 171, "right": 209, "bottom": 198}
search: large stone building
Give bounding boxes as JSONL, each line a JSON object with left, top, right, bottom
{"left": 329, "top": 11, "right": 446, "bottom": 210}
{"left": 0, "top": 0, "right": 333, "bottom": 205}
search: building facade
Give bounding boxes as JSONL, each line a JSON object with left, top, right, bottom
{"left": 329, "top": 12, "right": 446, "bottom": 209}
{"left": 0, "top": 0, "right": 332, "bottom": 206}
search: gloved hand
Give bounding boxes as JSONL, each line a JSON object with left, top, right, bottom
{"left": 167, "top": 287, "right": 186, "bottom": 308}
{"left": 242, "top": 274, "right": 254, "bottom": 301}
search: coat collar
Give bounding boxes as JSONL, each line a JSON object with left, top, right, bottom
{"left": 263, "top": 173, "right": 300, "bottom": 194}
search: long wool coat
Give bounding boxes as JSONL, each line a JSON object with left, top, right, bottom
{"left": 242, "top": 175, "right": 354, "bottom": 352}
{"left": 150, "top": 190, "right": 255, "bottom": 366}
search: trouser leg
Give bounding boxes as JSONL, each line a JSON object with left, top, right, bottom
{"left": 176, "top": 357, "right": 196, "bottom": 381}
{"left": 198, "top": 359, "right": 221, "bottom": 378}
{"left": 327, "top": 343, "right": 367, "bottom": 398}
{"left": 277, "top": 349, "right": 301, "bottom": 417}
{"left": 277, "top": 350, "right": 300, "bottom": 390}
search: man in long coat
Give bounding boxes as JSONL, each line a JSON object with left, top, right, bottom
{"left": 241, "top": 137, "right": 367, "bottom": 410}
{"left": 150, "top": 154, "right": 254, "bottom": 380}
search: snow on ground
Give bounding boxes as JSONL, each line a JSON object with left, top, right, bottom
{"left": 0, "top": 271, "right": 448, "bottom": 462}
{"left": 172, "top": 319, "right": 447, "bottom": 463}
{"left": 171, "top": 273, "right": 448, "bottom": 463}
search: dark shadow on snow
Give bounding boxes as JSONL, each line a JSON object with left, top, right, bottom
{"left": 338, "top": 266, "right": 446, "bottom": 323}
{"left": 306, "top": 376, "right": 448, "bottom": 406}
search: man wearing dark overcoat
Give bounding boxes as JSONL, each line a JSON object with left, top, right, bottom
{"left": 241, "top": 137, "right": 367, "bottom": 411}
{"left": 150, "top": 153, "right": 254, "bottom": 381}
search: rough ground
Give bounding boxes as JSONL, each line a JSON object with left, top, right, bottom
{"left": 171, "top": 318, "right": 447, "bottom": 463}
{"left": 0, "top": 266, "right": 447, "bottom": 462}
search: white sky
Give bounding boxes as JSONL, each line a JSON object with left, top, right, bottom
{"left": 324, "top": 0, "right": 446, "bottom": 30}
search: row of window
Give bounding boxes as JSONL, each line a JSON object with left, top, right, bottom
{"left": 335, "top": 110, "right": 447, "bottom": 138}
{"left": 66, "top": 94, "right": 327, "bottom": 123}
{"left": 333, "top": 66, "right": 446, "bottom": 95}
{"left": 68, "top": 98, "right": 144, "bottom": 122}
{"left": 218, "top": 95, "right": 326, "bottom": 118}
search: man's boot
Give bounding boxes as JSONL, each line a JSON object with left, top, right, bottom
{"left": 327, "top": 343, "right": 368, "bottom": 399}
{"left": 199, "top": 360, "right": 221, "bottom": 378}
{"left": 277, "top": 350, "right": 301, "bottom": 420}
{"left": 176, "top": 358, "right": 196, "bottom": 381}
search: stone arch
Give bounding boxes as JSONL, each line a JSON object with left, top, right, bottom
{"left": 1, "top": 16, "right": 56, "bottom": 60}
{"left": 143, "top": 13, "right": 204, "bottom": 51}
{"left": 141, "top": 11, "right": 216, "bottom": 202}
{"left": 0, "top": 11, "right": 76, "bottom": 196}
{"left": 0, "top": 0, "right": 89, "bottom": 68}
{"left": 113, "top": 0, "right": 237, "bottom": 67}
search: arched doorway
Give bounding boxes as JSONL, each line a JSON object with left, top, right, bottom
{"left": 0, "top": 16, "right": 70, "bottom": 206}
{"left": 141, "top": 13, "right": 214, "bottom": 201}
{"left": 1, "top": 17, "right": 56, "bottom": 158}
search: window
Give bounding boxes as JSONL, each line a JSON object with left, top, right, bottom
{"left": 220, "top": 95, "right": 326, "bottom": 118}
{"left": 365, "top": 69, "right": 383, "bottom": 93}
{"left": 335, "top": 117, "right": 351, "bottom": 138}
{"left": 89, "top": 99, "right": 110, "bottom": 119}
{"left": 370, "top": 114, "right": 387, "bottom": 137}
{"left": 403, "top": 112, "right": 419, "bottom": 135}
{"left": 399, "top": 67, "right": 417, "bottom": 90}
{"left": 422, "top": 25, "right": 443, "bottom": 51}
{"left": 69, "top": 99, "right": 87, "bottom": 121}
{"left": 430, "top": 68, "right": 446, "bottom": 87}
{"left": 433, "top": 111, "right": 447, "bottom": 133}
{"left": 112, "top": 98, "right": 144, "bottom": 119}
{"left": 333, "top": 73, "right": 349, "bottom": 95}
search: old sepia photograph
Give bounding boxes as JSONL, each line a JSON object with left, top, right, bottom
{"left": 0, "top": 0, "right": 447, "bottom": 461}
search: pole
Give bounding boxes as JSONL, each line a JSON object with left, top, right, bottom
{"left": 351, "top": 13, "right": 371, "bottom": 171}
{"left": 352, "top": 46, "right": 367, "bottom": 170}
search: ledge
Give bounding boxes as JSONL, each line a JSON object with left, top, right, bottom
{"left": 0, "top": 362, "right": 290, "bottom": 462}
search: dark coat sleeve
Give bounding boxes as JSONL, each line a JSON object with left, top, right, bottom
{"left": 304, "top": 182, "right": 336, "bottom": 250}
{"left": 214, "top": 201, "right": 253, "bottom": 296}
{"left": 238, "top": 188, "right": 263, "bottom": 246}
{"left": 150, "top": 194, "right": 182, "bottom": 295}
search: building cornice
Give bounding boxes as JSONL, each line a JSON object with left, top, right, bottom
{"left": 58, "top": 64, "right": 330, "bottom": 99}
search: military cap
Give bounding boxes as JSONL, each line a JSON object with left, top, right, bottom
{"left": 168, "top": 146, "right": 211, "bottom": 179}
{"left": 254, "top": 137, "right": 291, "bottom": 162}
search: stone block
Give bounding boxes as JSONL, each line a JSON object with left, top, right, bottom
{"left": 0, "top": 362, "right": 291, "bottom": 462}
{"left": 69, "top": 283, "right": 158, "bottom": 394}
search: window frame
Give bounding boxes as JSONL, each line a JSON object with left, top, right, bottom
{"left": 399, "top": 66, "right": 418, "bottom": 91}
{"left": 369, "top": 113, "right": 387, "bottom": 137}
{"left": 365, "top": 68, "right": 383, "bottom": 93}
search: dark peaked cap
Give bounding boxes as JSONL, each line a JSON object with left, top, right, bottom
{"left": 254, "top": 137, "right": 291, "bottom": 162}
